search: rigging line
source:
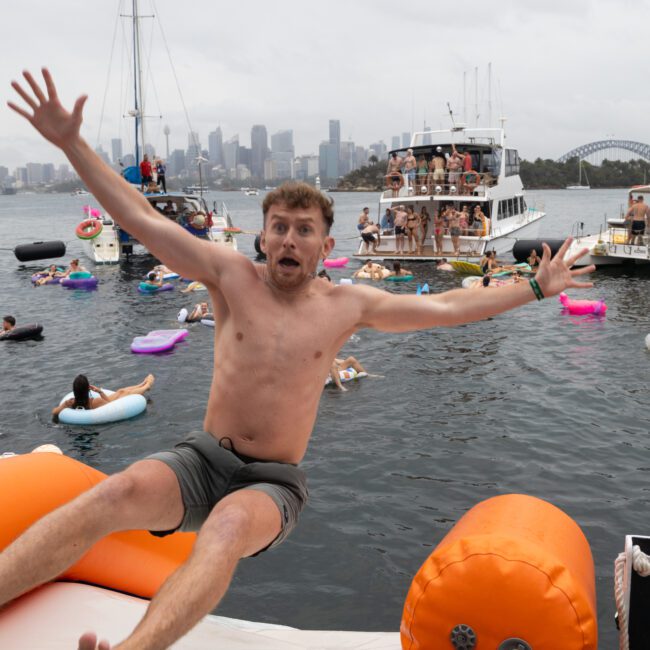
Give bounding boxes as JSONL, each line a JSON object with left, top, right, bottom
{"left": 152, "top": 0, "right": 197, "bottom": 141}
{"left": 141, "top": 10, "right": 164, "bottom": 148}
{"left": 95, "top": 3, "right": 122, "bottom": 148}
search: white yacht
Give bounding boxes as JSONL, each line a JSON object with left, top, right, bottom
{"left": 565, "top": 184, "right": 650, "bottom": 267}
{"left": 356, "top": 127, "right": 545, "bottom": 261}
{"left": 80, "top": 192, "right": 237, "bottom": 263}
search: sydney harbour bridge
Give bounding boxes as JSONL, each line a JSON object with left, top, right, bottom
{"left": 557, "top": 139, "right": 650, "bottom": 164}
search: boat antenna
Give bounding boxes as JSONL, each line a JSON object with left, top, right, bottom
{"left": 446, "top": 102, "right": 456, "bottom": 128}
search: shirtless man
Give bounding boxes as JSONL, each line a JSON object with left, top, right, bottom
{"left": 5, "top": 68, "right": 594, "bottom": 650}
{"left": 386, "top": 152, "right": 403, "bottom": 196}
{"left": 625, "top": 194, "right": 650, "bottom": 244}
{"left": 353, "top": 259, "right": 387, "bottom": 281}
{"left": 390, "top": 204, "right": 408, "bottom": 254}
{"left": 360, "top": 221, "right": 381, "bottom": 254}
{"left": 428, "top": 146, "right": 446, "bottom": 191}
{"left": 447, "top": 146, "right": 464, "bottom": 192}
{"left": 403, "top": 148, "right": 417, "bottom": 190}
{"left": 357, "top": 207, "right": 370, "bottom": 232}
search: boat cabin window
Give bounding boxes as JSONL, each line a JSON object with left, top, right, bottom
{"left": 505, "top": 149, "right": 520, "bottom": 177}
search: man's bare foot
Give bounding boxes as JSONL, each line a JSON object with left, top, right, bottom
{"left": 78, "top": 632, "right": 111, "bottom": 650}
{"left": 142, "top": 374, "right": 155, "bottom": 390}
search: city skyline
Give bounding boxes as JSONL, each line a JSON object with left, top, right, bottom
{"left": 2, "top": 0, "right": 649, "bottom": 172}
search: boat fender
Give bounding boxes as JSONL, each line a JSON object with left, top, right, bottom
{"left": 645, "top": 333, "right": 650, "bottom": 350}
{"left": 512, "top": 239, "right": 566, "bottom": 264}
{"left": 401, "top": 494, "right": 597, "bottom": 649}
{"left": 14, "top": 240, "right": 66, "bottom": 262}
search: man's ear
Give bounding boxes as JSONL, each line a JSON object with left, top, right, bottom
{"left": 260, "top": 229, "right": 267, "bottom": 253}
{"left": 322, "top": 236, "right": 335, "bottom": 259}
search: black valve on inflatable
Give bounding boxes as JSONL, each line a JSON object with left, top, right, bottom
{"left": 14, "top": 240, "right": 66, "bottom": 262}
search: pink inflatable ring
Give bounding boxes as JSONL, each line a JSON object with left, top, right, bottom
{"left": 559, "top": 292, "right": 608, "bottom": 315}
{"left": 323, "top": 257, "right": 349, "bottom": 269}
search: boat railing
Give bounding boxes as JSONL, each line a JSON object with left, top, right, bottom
{"left": 381, "top": 171, "right": 493, "bottom": 200}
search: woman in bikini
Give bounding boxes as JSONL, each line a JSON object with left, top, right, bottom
{"left": 405, "top": 206, "right": 420, "bottom": 254}
{"left": 433, "top": 209, "right": 444, "bottom": 255}
{"left": 52, "top": 374, "right": 155, "bottom": 422}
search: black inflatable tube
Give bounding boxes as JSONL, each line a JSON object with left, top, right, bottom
{"left": 14, "top": 240, "right": 66, "bottom": 262}
{"left": 0, "top": 323, "right": 43, "bottom": 342}
{"left": 512, "top": 239, "right": 566, "bottom": 263}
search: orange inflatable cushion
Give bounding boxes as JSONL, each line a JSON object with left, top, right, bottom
{"left": 0, "top": 453, "right": 195, "bottom": 599}
{"left": 401, "top": 494, "right": 597, "bottom": 649}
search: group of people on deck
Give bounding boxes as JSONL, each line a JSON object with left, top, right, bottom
{"left": 386, "top": 144, "right": 490, "bottom": 197}
{"left": 366, "top": 203, "right": 490, "bottom": 256}
{"left": 139, "top": 153, "right": 167, "bottom": 193}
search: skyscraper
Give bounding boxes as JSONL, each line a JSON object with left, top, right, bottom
{"left": 222, "top": 135, "right": 240, "bottom": 174}
{"left": 401, "top": 132, "right": 411, "bottom": 148}
{"left": 391, "top": 136, "right": 400, "bottom": 150}
{"left": 208, "top": 128, "right": 224, "bottom": 166}
{"left": 271, "top": 130, "right": 294, "bottom": 179}
{"left": 250, "top": 125, "right": 268, "bottom": 179}
{"left": 328, "top": 120, "right": 341, "bottom": 178}
{"left": 111, "top": 138, "right": 123, "bottom": 165}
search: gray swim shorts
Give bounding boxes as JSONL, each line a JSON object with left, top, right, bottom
{"left": 146, "top": 431, "right": 308, "bottom": 554}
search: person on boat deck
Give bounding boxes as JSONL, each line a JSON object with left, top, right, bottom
{"left": 328, "top": 355, "right": 368, "bottom": 392}
{"left": 162, "top": 200, "right": 175, "bottom": 216}
{"left": 4, "top": 68, "right": 594, "bottom": 650}
{"left": 35, "top": 264, "right": 64, "bottom": 285}
{"left": 380, "top": 208, "right": 394, "bottom": 233}
{"left": 402, "top": 148, "right": 417, "bottom": 189}
{"left": 357, "top": 207, "right": 370, "bottom": 232}
{"left": 360, "top": 221, "right": 381, "bottom": 254}
{"left": 624, "top": 194, "right": 649, "bottom": 244}
{"left": 139, "top": 154, "right": 152, "bottom": 193}
{"left": 2, "top": 315, "right": 15, "bottom": 332}
{"left": 63, "top": 258, "right": 87, "bottom": 276}
{"left": 155, "top": 158, "right": 167, "bottom": 193}
{"left": 186, "top": 302, "right": 213, "bottom": 323}
{"left": 51, "top": 374, "right": 155, "bottom": 423}
{"left": 527, "top": 249, "right": 541, "bottom": 269}
{"left": 390, "top": 205, "right": 408, "bottom": 255}
{"left": 353, "top": 259, "right": 386, "bottom": 281}
{"left": 143, "top": 269, "right": 164, "bottom": 287}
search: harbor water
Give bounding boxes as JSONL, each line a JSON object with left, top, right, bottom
{"left": 1, "top": 188, "right": 649, "bottom": 647}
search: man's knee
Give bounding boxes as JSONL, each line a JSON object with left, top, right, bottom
{"left": 91, "top": 471, "right": 141, "bottom": 511}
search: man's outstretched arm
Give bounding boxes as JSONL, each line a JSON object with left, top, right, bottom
{"left": 8, "top": 68, "right": 238, "bottom": 284}
{"left": 356, "top": 238, "right": 596, "bottom": 332}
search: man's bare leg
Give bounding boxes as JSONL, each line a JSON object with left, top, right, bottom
{"left": 94, "top": 489, "right": 281, "bottom": 650}
{"left": 338, "top": 355, "right": 367, "bottom": 375}
{"left": 0, "top": 459, "right": 182, "bottom": 608}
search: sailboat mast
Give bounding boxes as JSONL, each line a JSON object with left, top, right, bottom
{"left": 131, "top": 0, "right": 146, "bottom": 167}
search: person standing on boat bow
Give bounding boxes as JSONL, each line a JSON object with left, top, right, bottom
{"left": 5, "top": 68, "right": 595, "bottom": 650}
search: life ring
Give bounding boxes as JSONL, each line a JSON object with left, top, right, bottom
{"left": 385, "top": 172, "right": 404, "bottom": 189}
{"left": 464, "top": 170, "right": 480, "bottom": 186}
{"left": 75, "top": 219, "right": 103, "bottom": 240}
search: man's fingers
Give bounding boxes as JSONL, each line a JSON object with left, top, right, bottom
{"left": 7, "top": 101, "right": 32, "bottom": 121}
{"left": 22, "top": 70, "right": 47, "bottom": 105}
{"left": 569, "top": 280, "right": 594, "bottom": 289}
{"left": 571, "top": 264, "right": 596, "bottom": 276}
{"left": 72, "top": 95, "right": 88, "bottom": 120}
{"left": 540, "top": 241, "right": 551, "bottom": 263}
{"left": 42, "top": 67, "right": 58, "bottom": 101}
{"left": 10, "top": 81, "right": 37, "bottom": 111}
{"left": 554, "top": 236, "right": 573, "bottom": 260}
{"left": 564, "top": 247, "right": 589, "bottom": 268}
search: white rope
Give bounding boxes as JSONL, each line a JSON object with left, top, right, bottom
{"left": 615, "top": 551, "right": 629, "bottom": 650}
{"left": 615, "top": 545, "right": 650, "bottom": 650}
{"left": 632, "top": 544, "right": 650, "bottom": 577}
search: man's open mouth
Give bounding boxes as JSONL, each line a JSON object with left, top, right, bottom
{"left": 279, "top": 257, "right": 300, "bottom": 267}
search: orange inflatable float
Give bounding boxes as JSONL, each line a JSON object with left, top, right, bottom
{"left": 401, "top": 494, "right": 597, "bottom": 649}
{"left": 0, "top": 452, "right": 195, "bottom": 599}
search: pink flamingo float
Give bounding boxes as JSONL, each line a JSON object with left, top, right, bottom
{"left": 558, "top": 292, "right": 607, "bottom": 316}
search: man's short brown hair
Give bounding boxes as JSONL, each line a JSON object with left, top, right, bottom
{"left": 263, "top": 182, "right": 334, "bottom": 233}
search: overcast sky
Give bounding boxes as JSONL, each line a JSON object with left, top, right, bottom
{"left": 1, "top": 0, "right": 648, "bottom": 170}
